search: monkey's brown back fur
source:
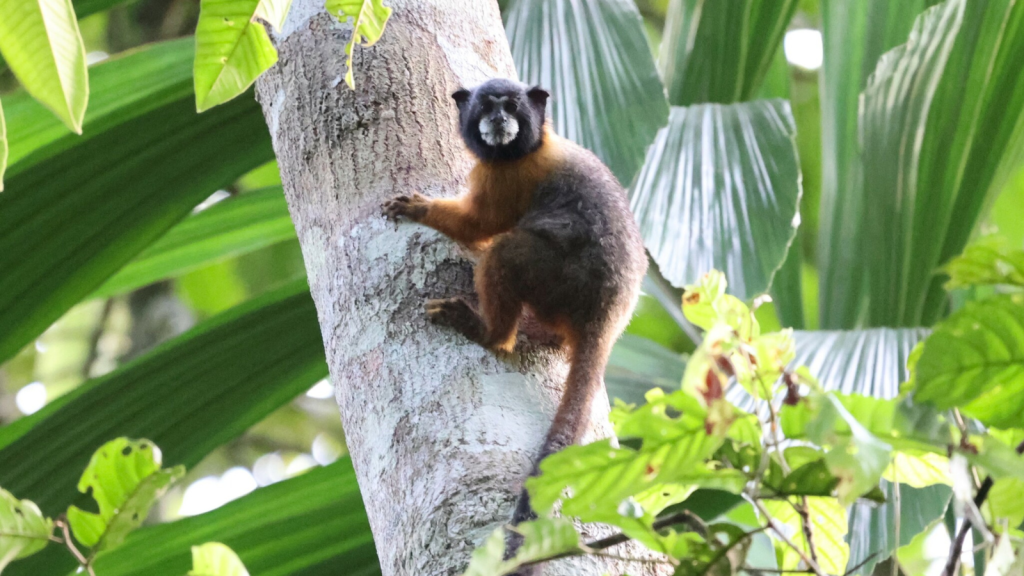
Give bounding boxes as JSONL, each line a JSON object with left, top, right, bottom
{"left": 383, "top": 125, "right": 647, "bottom": 529}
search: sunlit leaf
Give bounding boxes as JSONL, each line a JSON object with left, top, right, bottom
{"left": 324, "top": 0, "right": 392, "bottom": 89}
{"left": 67, "top": 438, "right": 185, "bottom": 551}
{"left": 253, "top": 0, "right": 292, "bottom": 31}
{"left": 193, "top": 0, "right": 279, "bottom": 112}
{"left": 912, "top": 294, "right": 1024, "bottom": 428}
{"left": 817, "top": 0, "right": 938, "bottom": 328}
{"left": 462, "top": 519, "right": 580, "bottom": 576}
{"left": 944, "top": 238, "right": 1024, "bottom": 289}
{"left": 505, "top": 0, "right": 669, "bottom": 186}
{"left": 883, "top": 452, "right": 951, "bottom": 488}
{"left": 0, "top": 98, "right": 6, "bottom": 192}
{"left": 659, "top": 0, "right": 797, "bottom": 105}
{"left": 762, "top": 497, "right": 849, "bottom": 575}
{"left": 189, "top": 542, "right": 249, "bottom": 576}
{"left": 0, "top": 488, "right": 51, "bottom": 571}
{"left": 92, "top": 187, "right": 296, "bottom": 298}
{"left": 987, "top": 478, "right": 1024, "bottom": 531}
{"left": 0, "top": 0, "right": 88, "bottom": 132}
{"left": 630, "top": 101, "right": 801, "bottom": 300}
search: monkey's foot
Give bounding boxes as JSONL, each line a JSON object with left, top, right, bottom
{"left": 382, "top": 192, "right": 429, "bottom": 221}
{"left": 426, "top": 298, "right": 486, "bottom": 343}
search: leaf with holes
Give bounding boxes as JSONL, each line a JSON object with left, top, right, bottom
{"left": 0, "top": 0, "right": 88, "bottom": 132}
{"left": 912, "top": 294, "right": 1024, "bottom": 428}
{"left": 193, "top": 0, "right": 280, "bottom": 111}
{"left": 0, "top": 488, "right": 52, "bottom": 571}
{"left": 504, "top": 0, "right": 669, "bottom": 186}
{"left": 944, "top": 238, "right": 1024, "bottom": 289}
{"left": 189, "top": 542, "right": 249, "bottom": 576}
{"left": 67, "top": 438, "right": 185, "bottom": 552}
{"left": 324, "top": 0, "right": 392, "bottom": 89}
{"left": 630, "top": 101, "right": 801, "bottom": 300}
{"left": 659, "top": 0, "right": 797, "bottom": 105}
{"left": 762, "top": 497, "right": 849, "bottom": 575}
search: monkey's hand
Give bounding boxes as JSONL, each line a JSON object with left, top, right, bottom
{"left": 382, "top": 192, "right": 429, "bottom": 222}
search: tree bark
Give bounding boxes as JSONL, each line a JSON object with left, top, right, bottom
{"left": 256, "top": 2, "right": 667, "bottom": 575}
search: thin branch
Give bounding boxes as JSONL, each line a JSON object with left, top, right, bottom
{"left": 892, "top": 472, "right": 901, "bottom": 576}
{"left": 796, "top": 497, "right": 821, "bottom": 568}
{"left": 942, "top": 438, "right": 1024, "bottom": 576}
{"left": 82, "top": 298, "right": 114, "bottom": 379}
{"left": 586, "top": 550, "right": 678, "bottom": 567}
{"left": 842, "top": 553, "right": 880, "bottom": 576}
{"left": 55, "top": 515, "right": 95, "bottom": 576}
{"left": 752, "top": 498, "right": 826, "bottom": 576}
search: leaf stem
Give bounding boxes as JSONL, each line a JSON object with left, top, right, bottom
{"left": 752, "top": 498, "right": 826, "bottom": 576}
{"left": 55, "top": 515, "right": 95, "bottom": 576}
{"left": 942, "top": 438, "right": 1024, "bottom": 576}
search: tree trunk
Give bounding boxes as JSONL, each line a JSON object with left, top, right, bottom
{"left": 256, "top": 2, "right": 666, "bottom": 575}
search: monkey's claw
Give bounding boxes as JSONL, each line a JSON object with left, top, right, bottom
{"left": 382, "top": 192, "right": 428, "bottom": 221}
{"left": 425, "top": 298, "right": 486, "bottom": 342}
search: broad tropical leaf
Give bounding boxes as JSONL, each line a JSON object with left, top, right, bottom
{"left": 0, "top": 488, "right": 51, "bottom": 571}
{"left": 791, "top": 328, "right": 928, "bottom": 398}
{"left": 912, "top": 294, "right": 1024, "bottom": 429}
{"left": 630, "top": 100, "right": 801, "bottom": 300}
{"left": 0, "top": 98, "right": 5, "bottom": 192}
{"left": 193, "top": 0, "right": 279, "bottom": 112}
{"left": 92, "top": 187, "right": 296, "bottom": 298}
{"left": 67, "top": 438, "right": 185, "bottom": 551}
{"left": 84, "top": 460, "right": 379, "bottom": 576}
{"left": 860, "top": 0, "right": 1024, "bottom": 326}
{"left": 0, "top": 281, "right": 325, "bottom": 520}
{"left": 605, "top": 334, "right": 685, "bottom": 405}
{"left": 659, "top": 0, "right": 797, "bottom": 105}
{"left": 762, "top": 497, "right": 849, "bottom": 575}
{"left": 504, "top": 0, "right": 669, "bottom": 186}
{"left": 0, "top": 0, "right": 88, "bottom": 132}
{"left": 845, "top": 482, "right": 952, "bottom": 575}
{"left": 0, "top": 40, "right": 274, "bottom": 364}
{"left": 817, "top": 0, "right": 939, "bottom": 328}
{"left": 324, "top": 0, "right": 393, "bottom": 89}
{"left": 189, "top": 543, "right": 250, "bottom": 576}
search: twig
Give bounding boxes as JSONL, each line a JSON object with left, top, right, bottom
{"left": 942, "top": 438, "right": 1024, "bottom": 576}
{"left": 842, "top": 553, "right": 880, "bottom": 576}
{"left": 82, "top": 298, "right": 114, "bottom": 379}
{"left": 752, "top": 498, "right": 826, "bottom": 576}
{"left": 796, "top": 497, "right": 821, "bottom": 567}
{"left": 55, "top": 515, "right": 95, "bottom": 576}
{"left": 586, "top": 550, "right": 678, "bottom": 567}
{"left": 892, "top": 472, "right": 901, "bottom": 576}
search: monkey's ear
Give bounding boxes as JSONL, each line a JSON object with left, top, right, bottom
{"left": 527, "top": 86, "right": 550, "bottom": 105}
{"left": 451, "top": 88, "right": 471, "bottom": 107}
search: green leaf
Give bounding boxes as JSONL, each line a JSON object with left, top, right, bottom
{"left": 674, "top": 523, "right": 753, "bottom": 576}
{"left": 82, "top": 460, "right": 379, "bottom": 576}
{"left": 462, "top": 519, "right": 580, "bottom": 576}
{"left": 193, "top": 0, "right": 280, "bottom": 112}
{"left": 0, "top": 39, "right": 274, "bottom": 365}
{"left": 606, "top": 334, "right": 686, "bottom": 406}
{"left": 912, "top": 294, "right": 1024, "bottom": 428}
{"left": 630, "top": 100, "right": 802, "bottom": 300}
{"left": 92, "top": 187, "right": 296, "bottom": 298}
{"left": 324, "top": 0, "right": 392, "bottom": 89}
{"left": 986, "top": 535, "right": 1018, "bottom": 576}
{"left": 253, "top": 0, "right": 292, "bottom": 31}
{"left": 66, "top": 438, "right": 185, "bottom": 552}
{"left": 987, "top": 478, "right": 1024, "bottom": 530}
{"left": 189, "top": 542, "right": 250, "bottom": 576}
{"left": 762, "top": 497, "right": 849, "bottom": 575}
{"left": 0, "top": 488, "right": 52, "bottom": 571}
{"left": 505, "top": 0, "right": 669, "bottom": 186}
{"left": 817, "top": 0, "right": 938, "bottom": 328}
{"left": 0, "top": 0, "right": 88, "bottom": 133}
{"left": 860, "top": 0, "right": 1024, "bottom": 326}
{"left": 846, "top": 482, "right": 953, "bottom": 576}
{"left": 944, "top": 238, "right": 1024, "bottom": 289}
{"left": 0, "top": 98, "right": 6, "bottom": 192}
{"left": 0, "top": 281, "right": 326, "bottom": 520}
{"left": 659, "top": 0, "right": 797, "bottom": 105}
{"left": 801, "top": 394, "right": 892, "bottom": 505}
{"left": 883, "top": 452, "right": 952, "bottom": 488}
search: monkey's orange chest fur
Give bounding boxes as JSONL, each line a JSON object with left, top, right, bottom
{"left": 465, "top": 131, "right": 566, "bottom": 234}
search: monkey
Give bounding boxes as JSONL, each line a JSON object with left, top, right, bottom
{"left": 382, "top": 78, "right": 648, "bottom": 549}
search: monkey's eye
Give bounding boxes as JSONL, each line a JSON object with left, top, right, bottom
{"left": 504, "top": 102, "right": 518, "bottom": 114}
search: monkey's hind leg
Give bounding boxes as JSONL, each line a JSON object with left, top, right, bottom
{"left": 427, "top": 246, "right": 523, "bottom": 353}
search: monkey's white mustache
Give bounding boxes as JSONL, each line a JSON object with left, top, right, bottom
{"left": 479, "top": 115, "right": 519, "bottom": 146}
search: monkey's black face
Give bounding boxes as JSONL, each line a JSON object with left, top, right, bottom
{"left": 452, "top": 79, "right": 549, "bottom": 162}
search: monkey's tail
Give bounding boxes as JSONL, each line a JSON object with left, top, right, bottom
{"left": 511, "top": 333, "right": 612, "bottom": 526}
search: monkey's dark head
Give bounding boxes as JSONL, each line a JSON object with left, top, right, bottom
{"left": 452, "top": 79, "right": 550, "bottom": 162}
